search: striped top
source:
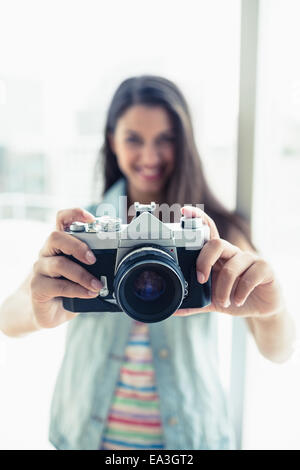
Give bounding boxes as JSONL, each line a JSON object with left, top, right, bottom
{"left": 100, "top": 320, "right": 165, "bottom": 450}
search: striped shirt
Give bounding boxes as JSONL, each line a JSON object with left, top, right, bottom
{"left": 100, "top": 320, "right": 165, "bottom": 450}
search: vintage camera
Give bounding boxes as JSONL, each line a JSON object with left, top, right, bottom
{"left": 62, "top": 202, "right": 211, "bottom": 323}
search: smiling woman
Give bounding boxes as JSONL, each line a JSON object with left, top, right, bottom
{"left": 0, "top": 74, "right": 295, "bottom": 451}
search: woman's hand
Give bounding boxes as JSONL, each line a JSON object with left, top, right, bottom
{"left": 175, "top": 206, "right": 285, "bottom": 318}
{"left": 30, "top": 208, "right": 103, "bottom": 329}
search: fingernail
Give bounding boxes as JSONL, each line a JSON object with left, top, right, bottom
{"left": 197, "top": 272, "right": 205, "bottom": 284}
{"left": 223, "top": 300, "right": 231, "bottom": 308}
{"left": 235, "top": 300, "right": 244, "bottom": 307}
{"left": 86, "top": 250, "right": 96, "bottom": 264}
{"left": 91, "top": 279, "right": 102, "bottom": 291}
{"left": 87, "top": 290, "right": 99, "bottom": 296}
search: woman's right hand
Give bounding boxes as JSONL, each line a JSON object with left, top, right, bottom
{"left": 30, "top": 208, "right": 103, "bottom": 329}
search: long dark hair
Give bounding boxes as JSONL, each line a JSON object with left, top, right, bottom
{"left": 96, "top": 75, "right": 253, "bottom": 245}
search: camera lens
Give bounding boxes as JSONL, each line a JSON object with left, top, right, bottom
{"left": 133, "top": 270, "right": 166, "bottom": 301}
{"left": 114, "top": 246, "right": 185, "bottom": 323}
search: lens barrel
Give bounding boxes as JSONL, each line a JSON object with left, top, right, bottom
{"left": 114, "top": 246, "right": 185, "bottom": 323}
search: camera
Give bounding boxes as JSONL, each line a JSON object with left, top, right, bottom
{"left": 62, "top": 202, "right": 211, "bottom": 323}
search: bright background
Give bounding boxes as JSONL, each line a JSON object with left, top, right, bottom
{"left": 0, "top": 0, "right": 299, "bottom": 450}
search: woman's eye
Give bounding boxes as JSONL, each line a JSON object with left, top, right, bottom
{"left": 126, "top": 137, "right": 141, "bottom": 144}
{"left": 157, "top": 137, "right": 175, "bottom": 145}
{"left": 125, "top": 136, "right": 175, "bottom": 146}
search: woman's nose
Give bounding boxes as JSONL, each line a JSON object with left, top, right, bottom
{"left": 140, "top": 143, "right": 161, "bottom": 164}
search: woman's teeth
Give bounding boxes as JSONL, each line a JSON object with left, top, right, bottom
{"left": 142, "top": 169, "right": 160, "bottom": 175}
{"left": 138, "top": 167, "right": 162, "bottom": 176}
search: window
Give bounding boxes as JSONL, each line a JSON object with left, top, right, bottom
{"left": 243, "top": 0, "right": 300, "bottom": 450}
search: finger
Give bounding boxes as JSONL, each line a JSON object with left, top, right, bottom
{"left": 181, "top": 205, "right": 220, "bottom": 239}
{"left": 196, "top": 238, "right": 240, "bottom": 284}
{"left": 35, "top": 256, "right": 103, "bottom": 292}
{"left": 31, "top": 274, "right": 100, "bottom": 301}
{"left": 56, "top": 207, "right": 95, "bottom": 231}
{"left": 174, "top": 304, "right": 214, "bottom": 316}
{"left": 214, "top": 251, "right": 258, "bottom": 308}
{"left": 40, "top": 230, "right": 96, "bottom": 265}
{"left": 233, "top": 259, "right": 274, "bottom": 306}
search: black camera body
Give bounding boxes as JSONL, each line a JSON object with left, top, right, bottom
{"left": 62, "top": 202, "right": 211, "bottom": 323}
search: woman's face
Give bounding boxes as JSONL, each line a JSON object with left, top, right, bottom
{"left": 109, "top": 105, "right": 176, "bottom": 197}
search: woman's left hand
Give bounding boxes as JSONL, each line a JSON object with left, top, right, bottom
{"left": 175, "top": 206, "right": 285, "bottom": 318}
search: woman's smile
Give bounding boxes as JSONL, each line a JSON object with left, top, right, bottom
{"left": 134, "top": 164, "right": 165, "bottom": 181}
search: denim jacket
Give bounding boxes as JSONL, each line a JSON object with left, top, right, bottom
{"left": 48, "top": 177, "right": 236, "bottom": 450}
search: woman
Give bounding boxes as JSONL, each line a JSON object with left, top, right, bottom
{"left": 0, "top": 75, "right": 295, "bottom": 450}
